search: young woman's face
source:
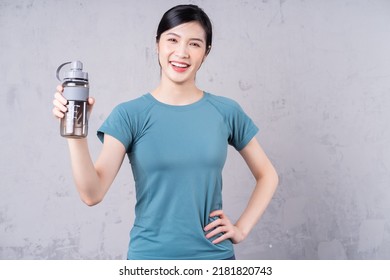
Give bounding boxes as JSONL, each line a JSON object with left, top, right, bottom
{"left": 157, "top": 21, "right": 207, "bottom": 85}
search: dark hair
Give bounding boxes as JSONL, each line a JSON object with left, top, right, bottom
{"left": 156, "top": 4, "right": 213, "bottom": 55}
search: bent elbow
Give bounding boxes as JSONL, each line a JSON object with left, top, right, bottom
{"left": 81, "top": 196, "right": 102, "bottom": 207}
{"left": 273, "top": 169, "right": 279, "bottom": 187}
{"left": 271, "top": 166, "right": 279, "bottom": 190}
{"left": 256, "top": 165, "right": 279, "bottom": 191}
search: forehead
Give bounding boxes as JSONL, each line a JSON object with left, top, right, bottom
{"left": 162, "top": 21, "right": 206, "bottom": 39}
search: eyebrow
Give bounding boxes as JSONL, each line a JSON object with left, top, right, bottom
{"left": 165, "top": 32, "right": 205, "bottom": 43}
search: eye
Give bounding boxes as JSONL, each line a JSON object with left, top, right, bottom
{"left": 167, "top": 37, "right": 178, "bottom": 43}
{"left": 190, "top": 42, "right": 201, "bottom": 47}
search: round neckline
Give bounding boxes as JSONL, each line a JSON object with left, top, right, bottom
{"left": 145, "top": 92, "right": 209, "bottom": 111}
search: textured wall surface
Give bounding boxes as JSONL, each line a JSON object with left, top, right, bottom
{"left": 1, "top": 0, "right": 390, "bottom": 259}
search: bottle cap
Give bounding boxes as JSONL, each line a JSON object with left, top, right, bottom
{"left": 56, "top": 61, "right": 88, "bottom": 82}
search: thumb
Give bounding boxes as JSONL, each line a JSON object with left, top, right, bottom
{"left": 87, "top": 97, "right": 95, "bottom": 119}
{"left": 88, "top": 97, "right": 95, "bottom": 106}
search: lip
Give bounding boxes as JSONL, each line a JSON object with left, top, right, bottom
{"left": 170, "top": 60, "right": 190, "bottom": 73}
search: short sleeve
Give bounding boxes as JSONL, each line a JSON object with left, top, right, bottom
{"left": 227, "top": 103, "right": 259, "bottom": 151}
{"left": 97, "top": 104, "right": 133, "bottom": 152}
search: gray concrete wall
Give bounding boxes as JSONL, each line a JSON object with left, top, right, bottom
{"left": 1, "top": 0, "right": 390, "bottom": 259}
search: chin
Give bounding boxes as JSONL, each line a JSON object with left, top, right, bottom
{"left": 165, "top": 73, "right": 196, "bottom": 85}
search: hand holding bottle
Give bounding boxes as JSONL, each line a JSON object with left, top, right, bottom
{"left": 53, "top": 61, "right": 93, "bottom": 138}
{"left": 52, "top": 85, "right": 95, "bottom": 120}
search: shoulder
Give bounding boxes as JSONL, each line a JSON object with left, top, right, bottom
{"left": 113, "top": 94, "right": 154, "bottom": 118}
{"left": 206, "top": 92, "right": 244, "bottom": 114}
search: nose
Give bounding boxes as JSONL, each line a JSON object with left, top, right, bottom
{"left": 174, "top": 42, "right": 189, "bottom": 58}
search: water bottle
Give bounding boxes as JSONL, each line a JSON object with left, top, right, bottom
{"left": 56, "top": 61, "right": 89, "bottom": 138}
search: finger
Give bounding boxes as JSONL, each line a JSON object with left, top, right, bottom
{"left": 88, "top": 97, "right": 95, "bottom": 105}
{"left": 204, "top": 218, "right": 229, "bottom": 231}
{"left": 204, "top": 218, "right": 223, "bottom": 232}
{"left": 212, "top": 233, "right": 230, "bottom": 244}
{"left": 53, "top": 99, "right": 68, "bottom": 113}
{"left": 211, "top": 227, "right": 235, "bottom": 244}
{"left": 56, "top": 85, "right": 64, "bottom": 92}
{"left": 52, "top": 107, "right": 64, "bottom": 119}
{"left": 54, "top": 91, "right": 68, "bottom": 105}
{"left": 205, "top": 225, "right": 228, "bottom": 239}
{"left": 86, "top": 97, "right": 95, "bottom": 119}
{"left": 209, "top": 210, "right": 224, "bottom": 218}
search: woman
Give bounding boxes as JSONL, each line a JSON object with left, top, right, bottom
{"left": 52, "top": 4, "right": 278, "bottom": 260}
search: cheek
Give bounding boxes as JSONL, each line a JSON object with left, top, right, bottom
{"left": 158, "top": 43, "right": 174, "bottom": 54}
{"left": 156, "top": 47, "right": 167, "bottom": 65}
{"left": 194, "top": 53, "right": 206, "bottom": 64}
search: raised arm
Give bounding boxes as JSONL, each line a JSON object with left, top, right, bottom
{"left": 66, "top": 135, "right": 126, "bottom": 206}
{"left": 53, "top": 85, "right": 126, "bottom": 206}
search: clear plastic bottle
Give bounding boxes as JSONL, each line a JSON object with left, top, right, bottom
{"left": 56, "top": 61, "right": 89, "bottom": 138}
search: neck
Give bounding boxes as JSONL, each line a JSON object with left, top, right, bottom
{"left": 151, "top": 79, "right": 203, "bottom": 106}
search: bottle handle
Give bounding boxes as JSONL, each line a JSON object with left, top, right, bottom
{"left": 56, "top": 61, "right": 72, "bottom": 82}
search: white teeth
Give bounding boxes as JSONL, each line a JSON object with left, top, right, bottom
{"left": 171, "top": 62, "right": 188, "bottom": 68}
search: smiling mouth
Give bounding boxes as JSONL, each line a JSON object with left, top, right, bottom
{"left": 170, "top": 61, "right": 190, "bottom": 69}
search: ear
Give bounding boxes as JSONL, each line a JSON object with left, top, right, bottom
{"left": 202, "top": 54, "right": 208, "bottom": 63}
{"left": 204, "top": 45, "right": 211, "bottom": 60}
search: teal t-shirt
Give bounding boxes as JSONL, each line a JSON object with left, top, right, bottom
{"left": 97, "top": 92, "right": 259, "bottom": 260}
